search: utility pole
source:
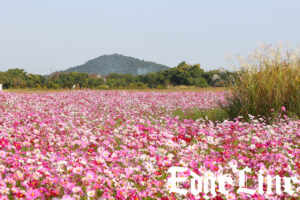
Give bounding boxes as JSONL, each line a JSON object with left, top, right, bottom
{"left": 50, "top": 68, "right": 54, "bottom": 78}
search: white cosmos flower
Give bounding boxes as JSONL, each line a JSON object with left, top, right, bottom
{"left": 87, "top": 190, "right": 95, "bottom": 197}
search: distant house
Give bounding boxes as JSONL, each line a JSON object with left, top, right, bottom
{"left": 100, "top": 74, "right": 108, "bottom": 82}
{"left": 0, "top": 84, "right": 2, "bottom": 91}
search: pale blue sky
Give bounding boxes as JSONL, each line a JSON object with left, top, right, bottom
{"left": 0, "top": 0, "right": 299, "bottom": 74}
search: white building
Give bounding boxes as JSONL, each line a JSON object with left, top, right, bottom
{"left": 0, "top": 84, "right": 2, "bottom": 91}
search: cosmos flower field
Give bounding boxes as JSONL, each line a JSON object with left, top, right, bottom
{"left": 0, "top": 91, "right": 299, "bottom": 200}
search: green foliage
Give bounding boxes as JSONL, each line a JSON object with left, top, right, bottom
{"left": 165, "top": 62, "right": 207, "bottom": 86}
{"left": 88, "top": 77, "right": 104, "bottom": 88}
{"left": 191, "top": 77, "right": 209, "bottom": 87}
{"left": 173, "top": 108, "right": 229, "bottom": 122}
{"left": 156, "top": 84, "right": 166, "bottom": 89}
{"left": 102, "top": 62, "right": 211, "bottom": 89}
{"left": 48, "top": 72, "right": 104, "bottom": 89}
{"left": 46, "top": 80, "right": 60, "bottom": 89}
{"left": 202, "top": 69, "right": 235, "bottom": 87}
{"left": 137, "top": 62, "right": 216, "bottom": 88}
{"left": 128, "top": 82, "right": 148, "bottom": 89}
{"left": 26, "top": 74, "right": 46, "bottom": 88}
{"left": 0, "top": 70, "right": 105, "bottom": 89}
{"left": 0, "top": 68, "right": 46, "bottom": 88}
{"left": 224, "top": 45, "right": 300, "bottom": 121}
{"left": 139, "top": 72, "right": 167, "bottom": 88}
{"left": 105, "top": 73, "right": 138, "bottom": 89}
{"left": 0, "top": 61, "right": 235, "bottom": 89}
{"left": 97, "top": 84, "right": 109, "bottom": 90}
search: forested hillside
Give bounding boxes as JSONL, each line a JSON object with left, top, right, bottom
{"left": 63, "top": 54, "right": 169, "bottom": 75}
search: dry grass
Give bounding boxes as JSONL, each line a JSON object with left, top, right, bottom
{"left": 3, "top": 88, "right": 72, "bottom": 93}
{"left": 225, "top": 44, "right": 300, "bottom": 121}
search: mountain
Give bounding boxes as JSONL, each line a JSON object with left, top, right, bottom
{"left": 63, "top": 54, "right": 169, "bottom": 75}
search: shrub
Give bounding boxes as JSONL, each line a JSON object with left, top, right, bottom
{"left": 156, "top": 84, "right": 166, "bottom": 89}
{"left": 225, "top": 44, "right": 300, "bottom": 121}
{"left": 136, "top": 82, "right": 148, "bottom": 89}
{"left": 192, "top": 77, "right": 209, "bottom": 87}
{"left": 97, "top": 84, "right": 109, "bottom": 90}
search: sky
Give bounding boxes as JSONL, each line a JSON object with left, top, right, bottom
{"left": 0, "top": 0, "right": 299, "bottom": 75}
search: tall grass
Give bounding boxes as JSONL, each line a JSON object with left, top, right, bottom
{"left": 225, "top": 44, "right": 300, "bottom": 121}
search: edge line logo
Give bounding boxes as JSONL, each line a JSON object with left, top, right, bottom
{"left": 167, "top": 166, "right": 299, "bottom": 199}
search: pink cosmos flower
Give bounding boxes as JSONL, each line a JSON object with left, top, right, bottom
{"left": 189, "top": 160, "right": 197, "bottom": 169}
{"left": 125, "top": 168, "right": 133, "bottom": 179}
{"left": 26, "top": 189, "right": 40, "bottom": 200}
{"left": 0, "top": 90, "right": 298, "bottom": 200}
{"left": 85, "top": 171, "right": 94, "bottom": 181}
{"left": 0, "top": 138, "right": 8, "bottom": 148}
{"left": 72, "top": 186, "right": 81, "bottom": 193}
{"left": 73, "top": 167, "right": 83, "bottom": 174}
{"left": 226, "top": 192, "right": 236, "bottom": 200}
{"left": 281, "top": 106, "right": 286, "bottom": 112}
{"left": 101, "top": 150, "right": 110, "bottom": 158}
{"left": 0, "top": 195, "right": 9, "bottom": 200}
{"left": 86, "top": 190, "right": 95, "bottom": 197}
{"left": 0, "top": 151, "right": 6, "bottom": 158}
{"left": 62, "top": 195, "right": 75, "bottom": 200}
{"left": 116, "top": 189, "right": 126, "bottom": 198}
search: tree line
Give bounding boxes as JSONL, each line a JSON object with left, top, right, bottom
{"left": 0, "top": 62, "right": 235, "bottom": 89}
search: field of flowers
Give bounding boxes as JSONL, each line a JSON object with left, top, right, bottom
{"left": 0, "top": 90, "right": 299, "bottom": 200}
